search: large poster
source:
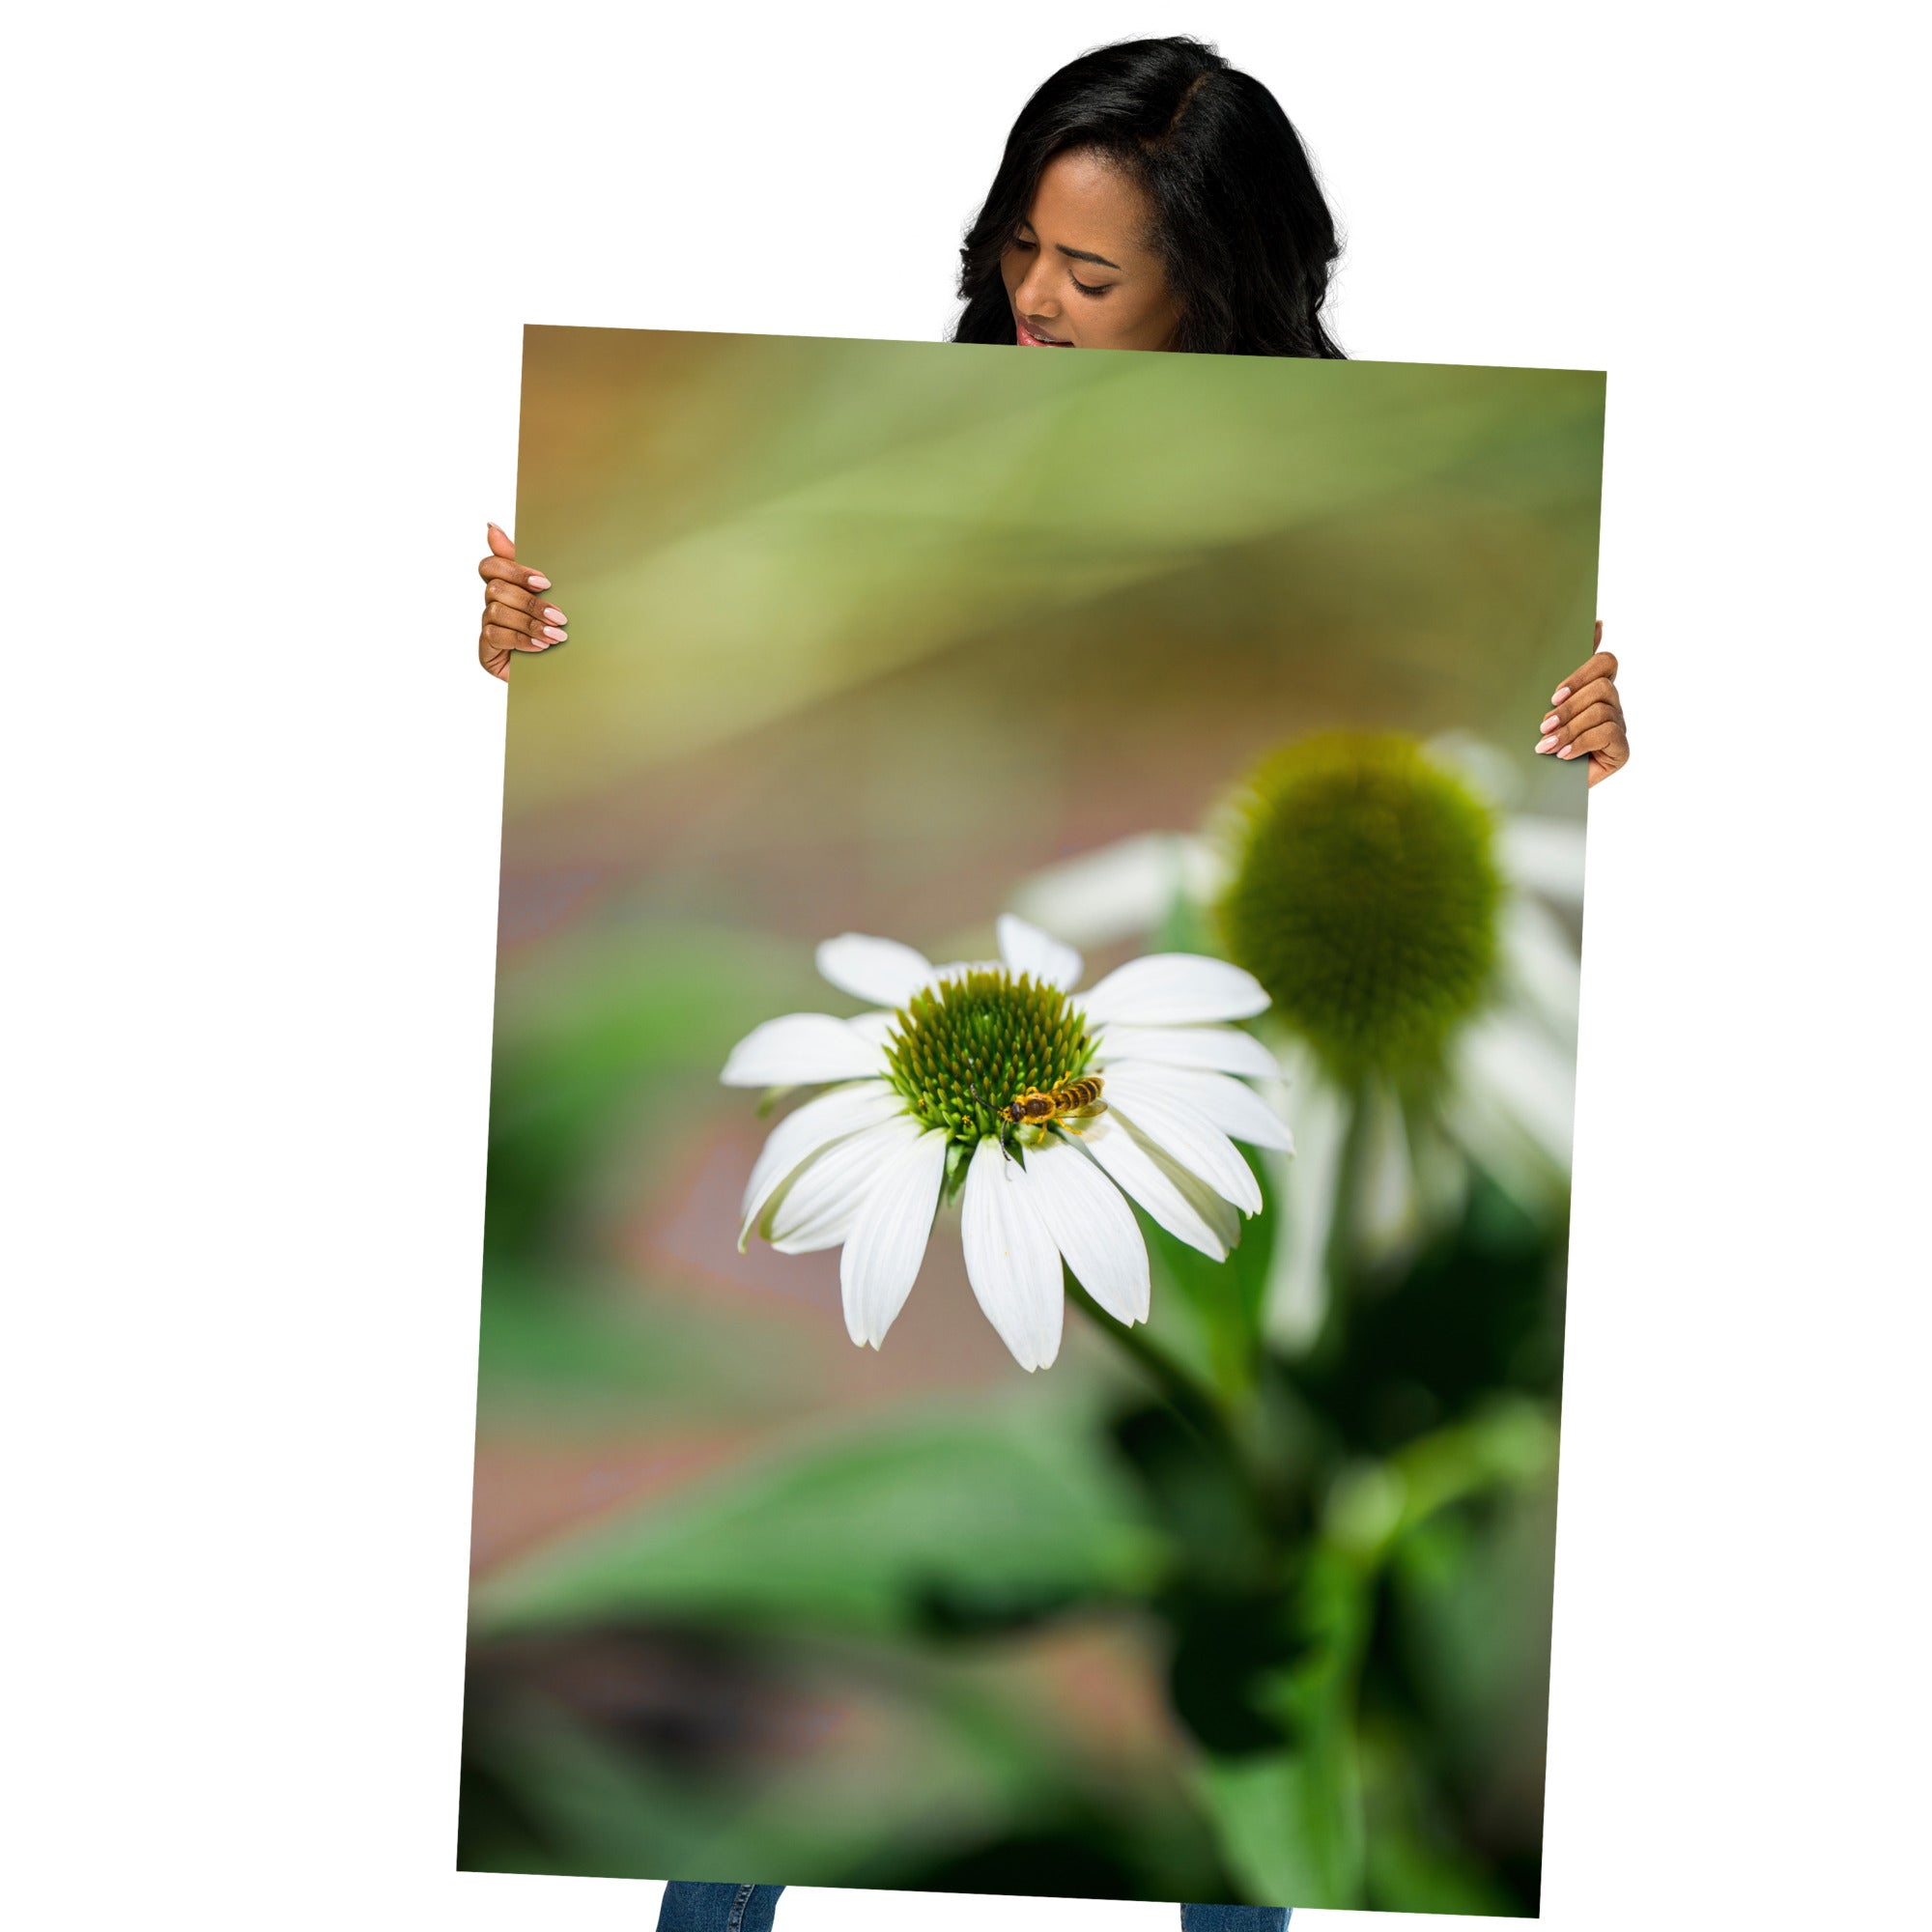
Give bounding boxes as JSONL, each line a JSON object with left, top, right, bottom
{"left": 461, "top": 326, "right": 1603, "bottom": 1916}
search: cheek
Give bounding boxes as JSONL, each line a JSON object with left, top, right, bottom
{"left": 1089, "top": 284, "right": 1179, "bottom": 350}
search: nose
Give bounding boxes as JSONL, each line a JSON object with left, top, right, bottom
{"left": 1013, "top": 255, "right": 1062, "bottom": 324}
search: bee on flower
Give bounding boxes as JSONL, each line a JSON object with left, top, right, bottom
{"left": 721, "top": 916, "right": 1291, "bottom": 1372}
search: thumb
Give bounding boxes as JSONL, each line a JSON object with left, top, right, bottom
{"left": 486, "top": 522, "right": 516, "bottom": 560}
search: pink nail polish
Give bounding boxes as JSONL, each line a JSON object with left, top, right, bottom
{"left": 1557, "top": 744, "right": 1577, "bottom": 758}
{"left": 1541, "top": 713, "right": 1559, "bottom": 732}
{"left": 1536, "top": 733, "right": 1558, "bottom": 753}
{"left": 542, "top": 607, "right": 566, "bottom": 623}
{"left": 1550, "top": 686, "right": 1571, "bottom": 704}
{"left": 528, "top": 574, "right": 551, "bottom": 590}
{"left": 543, "top": 626, "right": 567, "bottom": 641}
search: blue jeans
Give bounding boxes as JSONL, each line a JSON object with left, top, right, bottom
{"left": 655, "top": 1882, "right": 1289, "bottom": 1931}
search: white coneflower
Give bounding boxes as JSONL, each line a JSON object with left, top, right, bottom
{"left": 721, "top": 916, "right": 1290, "bottom": 1372}
{"left": 1007, "top": 733, "right": 1583, "bottom": 1353}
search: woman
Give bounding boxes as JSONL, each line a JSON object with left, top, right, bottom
{"left": 476, "top": 37, "right": 1627, "bottom": 784}
{"left": 481, "top": 37, "right": 1626, "bottom": 1932}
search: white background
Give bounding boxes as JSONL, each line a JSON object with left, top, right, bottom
{"left": 6, "top": 3, "right": 1925, "bottom": 1929}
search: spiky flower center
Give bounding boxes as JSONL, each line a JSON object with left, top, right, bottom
{"left": 884, "top": 969, "right": 1094, "bottom": 1143}
{"left": 1215, "top": 732, "right": 1502, "bottom": 1085}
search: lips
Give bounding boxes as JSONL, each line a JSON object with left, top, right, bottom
{"left": 1015, "top": 315, "right": 1071, "bottom": 347}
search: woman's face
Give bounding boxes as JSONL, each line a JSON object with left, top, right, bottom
{"left": 1000, "top": 148, "right": 1181, "bottom": 352}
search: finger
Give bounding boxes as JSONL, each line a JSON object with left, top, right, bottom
{"left": 497, "top": 610, "right": 568, "bottom": 647}
{"left": 1536, "top": 699, "right": 1616, "bottom": 753}
{"left": 486, "top": 599, "right": 569, "bottom": 646}
{"left": 1586, "top": 741, "right": 1628, "bottom": 787}
{"left": 478, "top": 554, "right": 554, "bottom": 594}
{"left": 1550, "top": 648, "right": 1618, "bottom": 705}
{"left": 487, "top": 522, "right": 517, "bottom": 560}
{"left": 1555, "top": 721, "right": 1627, "bottom": 764}
{"left": 1539, "top": 678, "right": 1621, "bottom": 733}
{"left": 480, "top": 580, "right": 569, "bottom": 627}
{"left": 481, "top": 620, "right": 555, "bottom": 656}
{"left": 479, "top": 635, "right": 513, "bottom": 681}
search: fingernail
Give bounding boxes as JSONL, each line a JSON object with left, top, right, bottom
{"left": 543, "top": 626, "right": 567, "bottom": 641}
{"left": 1557, "top": 744, "right": 1577, "bottom": 758}
{"left": 488, "top": 522, "right": 504, "bottom": 536}
{"left": 542, "top": 607, "right": 566, "bottom": 623}
{"left": 1535, "top": 733, "right": 1558, "bottom": 753}
{"left": 527, "top": 574, "right": 551, "bottom": 590}
{"left": 1540, "top": 713, "right": 1559, "bottom": 732}
{"left": 1550, "top": 686, "right": 1571, "bottom": 704}
{"left": 529, "top": 639, "right": 550, "bottom": 651}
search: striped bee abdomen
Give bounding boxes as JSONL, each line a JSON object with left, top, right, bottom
{"left": 1004, "top": 1076, "right": 1106, "bottom": 1125}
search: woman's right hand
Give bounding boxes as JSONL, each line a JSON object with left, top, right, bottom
{"left": 477, "top": 522, "right": 567, "bottom": 681}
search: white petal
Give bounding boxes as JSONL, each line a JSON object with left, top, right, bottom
{"left": 1094, "top": 1024, "right": 1281, "bottom": 1079}
{"left": 1018, "top": 1135, "right": 1151, "bottom": 1324}
{"left": 1499, "top": 813, "right": 1587, "bottom": 907}
{"left": 1423, "top": 730, "right": 1521, "bottom": 810}
{"left": 1077, "top": 1111, "right": 1232, "bottom": 1261}
{"left": 1353, "top": 1077, "right": 1421, "bottom": 1261}
{"left": 1501, "top": 894, "right": 1581, "bottom": 1048}
{"left": 1105, "top": 1070, "right": 1264, "bottom": 1214}
{"left": 1260, "top": 1040, "right": 1348, "bottom": 1355}
{"left": 1406, "top": 1105, "right": 1473, "bottom": 1230}
{"left": 1101, "top": 1061, "right": 1293, "bottom": 1152}
{"left": 961, "top": 1138, "right": 1065, "bottom": 1371}
{"left": 1007, "top": 832, "right": 1225, "bottom": 948}
{"left": 846, "top": 1009, "right": 903, "bottom": 1054}
{"left": 839, "top": 1129, "right": 947, "bottom": 1348}
{"left": 814, "top": 933, "right": 936, "bottom": 1007}
{"left": 1080, "top": 952, "right": 1270, "bottom": 1027}
{"left": 767, "top": 1115, "right": 923, "bottom": 1253}
{"left": 1448, "top": 1008, "right": 1577, "bottom": 1183}
{"left": 995, "top": 913, "right": 1083, "bottom": 992}
{"left": 739, "top": 1081, "right": 905, "bottom": 1249}
{"left": 1157, "top": 1143, "right": 1245, "bottom": 1254}
{"left": 720, "top": 1012, "right": 889, "bottom": 1088}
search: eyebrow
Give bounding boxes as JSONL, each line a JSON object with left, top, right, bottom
{"left": 1017, "top": 221, "right": 1122, "bottom": 272}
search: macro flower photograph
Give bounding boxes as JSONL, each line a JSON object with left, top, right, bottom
{"left": 461, "top": 327, "right": 1601, "bottom": 1917}
{"left": 723, "top": 913, "right": 1287, "bottom": 1370}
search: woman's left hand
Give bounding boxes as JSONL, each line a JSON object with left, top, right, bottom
{"left": 1536, "top": 621, "right": 1629, "bottom": 787}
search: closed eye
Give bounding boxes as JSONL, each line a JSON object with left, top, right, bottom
{"left": 1011, "top": 232, "right": 1115, "bottom": 298}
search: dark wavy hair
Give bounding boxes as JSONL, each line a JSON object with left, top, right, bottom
{"left": 952, "top": 37, "right": 1344, "bottom": 359}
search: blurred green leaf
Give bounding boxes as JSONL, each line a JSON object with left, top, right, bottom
{"left": 485, "top": 924, "right": 808, "bottom": 1264}
{"left": 1197, "top": 1539, "right": 1379, "bottom": 1908}
{"left": 463, "top": 1651, "right": 1078, "bottom": 1885}
{"left": 475, "top": 1263, "right": 740, "bottom": 1413}
{"left": 473, "top": 1395, "right": 1167, "bottom": 1637}
{"left": 1358, "top": 1720, "right": 1522, "bottom": 1916}
{"left": 1195, "top": 1746, "right": 1359, "bottom": 1910}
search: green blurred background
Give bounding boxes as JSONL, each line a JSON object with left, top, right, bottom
{"left": 461, "top": 327, "right": 1603, "bottom": 1914}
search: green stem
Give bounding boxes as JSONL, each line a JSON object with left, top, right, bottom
{"left": 1304, "top": 1080, "right": 1369, "bottom": 1373}
{"left": 1065, "top": 1279, "right": 1280, "bottom": 1532}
